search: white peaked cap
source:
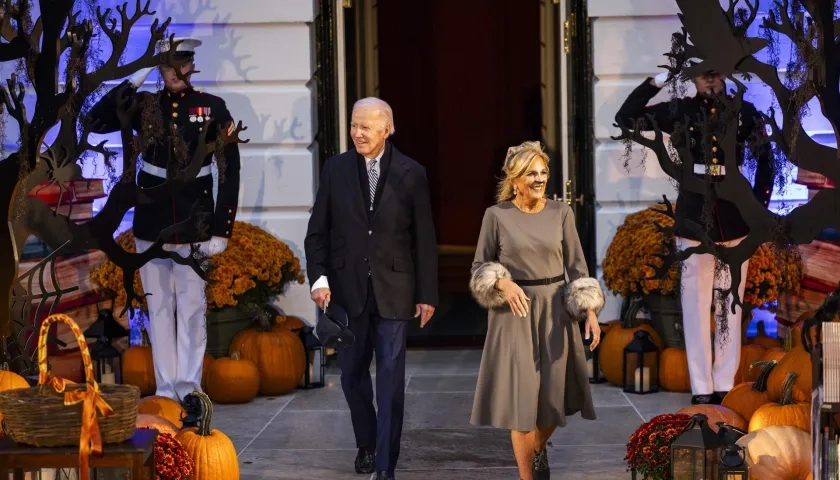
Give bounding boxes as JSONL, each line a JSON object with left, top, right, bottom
{"left": 156, "top": 37, "right": 203, "bottom": 55}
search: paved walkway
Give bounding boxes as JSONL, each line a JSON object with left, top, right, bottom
{"left": 214, "top": 349, "right": 692, "bottom": 479}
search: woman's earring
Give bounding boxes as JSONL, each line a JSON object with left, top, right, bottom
{"left": 513, "top": 187, "right": 517, "bottom": 195}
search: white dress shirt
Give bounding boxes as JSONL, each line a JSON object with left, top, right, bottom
{"left": 310, "top": 149, "right": 384, "bottom": 293}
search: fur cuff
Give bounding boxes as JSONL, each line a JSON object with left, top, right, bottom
{"left": 565, "top": 277, "right": 605, "bottom": 321}
{"left": 469, "top": 262, "right": 510, "bottom": 309}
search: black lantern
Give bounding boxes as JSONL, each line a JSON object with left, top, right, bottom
{"left": 670, "top": 413, "right": 725, "bottom": 479}
{"left": 623, "top": 329, "right": 659, "bottom": 394}
{"left": 82, "top": 306, "right": 129, "bottom": 384}
{"left": 297, "top": 325, "right": 326, "bottom": 389}
{"left": 718, "top": 443, "right": 749, "bottom": 480}
{"left": 584, "top": 328, "right": 606, "bottom": 383}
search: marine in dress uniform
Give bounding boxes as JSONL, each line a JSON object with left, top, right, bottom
{"left": 615, "top": 70, "right": 774, "bottom": 405}
{"left": 88, "top": 37, "right": 241, "bottom": 424}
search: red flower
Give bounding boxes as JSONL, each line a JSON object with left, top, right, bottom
{"left": 625, "top": 413, "right": 691, "bottom": 480}
{"left": 153, "top": 433, "right": 195, "bottom": 480}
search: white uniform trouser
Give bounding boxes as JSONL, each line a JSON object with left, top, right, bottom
{"left": 135, "top": 238, "right": 208, "bottom": 402}
{"left": 675, "top": 236, "right": 749, "bottom": 395}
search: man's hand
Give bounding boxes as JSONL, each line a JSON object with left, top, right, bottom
{"left": 312, "top": 287, "right": 331, "bottom": 310}
{"left": 415, "top": 304, "right": 435, "bottom": 328}
{"left": 207, "top": 236, "right": 228, "bottom": 256}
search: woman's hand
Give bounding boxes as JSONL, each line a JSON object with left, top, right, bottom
{"left": 584, "top": 310, "right": 601, "bottom": 351}
{"left": 497, "top": 278, "right": 529, "bottom": 317}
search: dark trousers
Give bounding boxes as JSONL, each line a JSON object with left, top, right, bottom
{"left": 338, "top": 282, "right": 408, "bottom": 473}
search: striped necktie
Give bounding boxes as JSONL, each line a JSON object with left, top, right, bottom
{"left": 368, "top": 159, "right": 378, "bottom": 210}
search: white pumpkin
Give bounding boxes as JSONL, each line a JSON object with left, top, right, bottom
{"left": 736, "top": 425, "right": 811, "bottom": 480}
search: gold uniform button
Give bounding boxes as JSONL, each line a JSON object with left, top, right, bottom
{"left": 710, "top": 108, "right": 716, "bottom": 114}
{"left": 172, "top": 102, "right": 179, "bottom": 108}
{"left": 766, "top": 189, "right": 770, "bottom": 194}
{"left": 172, "top": 112, "right": 178, "bottom": 118}
{"left": 690, "top": 127, "right": 694, "bottom": 131}
{"left": 712, "top": 146, "right": 718, "bottom": 152}
{"left": 712, "top": 136, "right": 717, "bottom": 141}
{"left": 712, "top": 158, "right": 718, "bottom": 164}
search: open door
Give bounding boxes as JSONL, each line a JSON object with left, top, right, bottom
{"left": 541, "top": 0, "right": 597, "bottom": 273}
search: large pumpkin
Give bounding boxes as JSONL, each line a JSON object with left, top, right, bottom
{"left": 736, "top": 425, "right": 811, "bottom": 480}
{"left": 675, "top": 404, "right": 747, "bottom": 433}
{"left": 176, "top": 392, "right": 239, "bottom": 480}
{"left": 122, "top": 327, "right": 156, "bottom": 396}
{"left": 229, "top": 313, "right": 306, "bottom": 395}
{"left": 749, "top": 372, "right": 810, "bottom": 433}
{"left": 138, "top": 395, "right": 186, "bottom": 429}
{"left": 598, "top": 300, "right": 664, "bottom": 387}
{"left": 136, "top": 413, "right": 179, "bottom": 436}
{"left": 721, "top": 360, "right": 776, "bottom": 422}
{"left": 205, "top": 351, "right": 260, "bottom": 404}
{"left": 766, "top": 345, "right": 811, "bottom": 402}
{"left": 658, "top": 347, "right": 690, "bottom": 393}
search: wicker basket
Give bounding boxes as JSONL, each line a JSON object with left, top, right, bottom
{"left": 0, "top": 313, "right": 140, "bottom": 447}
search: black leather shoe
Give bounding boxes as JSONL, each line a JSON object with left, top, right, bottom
{"left": 691, "top": 394, "right": 715, "bottom": 405}
{"left": 533, "top": 449, "right": 550, "bottom": 479}
{"left": 372, "top": 472, "right": 395, "bottom": 480}
{"left": 714, "top": 391, "right": 729, "bottom": 404}
{"left": 355, "top": 448, "right": 375, "bottom": 474}
{"left": 180, "top": 394, "right": 203, "bottom": 428}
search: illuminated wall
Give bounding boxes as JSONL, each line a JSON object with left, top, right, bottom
{"left": 590, "top": 0, "right": 818, "bottom": 317}
{"left": 1, "top": 0, "right": 319, "bottom": 325}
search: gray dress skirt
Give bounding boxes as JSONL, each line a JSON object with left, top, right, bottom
{"left": 468, "top": 200, "right": 604, "bottom": 431}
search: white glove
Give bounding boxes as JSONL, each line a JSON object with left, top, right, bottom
{"left": 128, "top": 67, "right": 155, "bottom": 88}
{"left": 207, "top": 236, "right": 228, "bottom": 256}
{"left": 652, "top": 71, "right": 670, "bottom": 88}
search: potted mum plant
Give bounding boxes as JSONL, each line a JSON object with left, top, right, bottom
{"left": 602, "top": 202, "right": 804, "bottom": 347}
{"left": 90, "top": 221, "right": 306, "bottom": 357}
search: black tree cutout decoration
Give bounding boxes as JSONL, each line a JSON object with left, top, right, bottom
{"left": 0, "top": 0, "right": 250, "bottom": 375}
{"left": 612, "top": 0, "right": 840, "bottom": 337}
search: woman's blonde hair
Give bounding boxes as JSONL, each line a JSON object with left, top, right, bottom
{"left": 495, "top": 141, "right": 550, "bottom": 203}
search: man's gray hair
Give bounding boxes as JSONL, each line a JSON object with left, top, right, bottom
{"left": 353, "top": 97, "right": 396, "bottom": 135}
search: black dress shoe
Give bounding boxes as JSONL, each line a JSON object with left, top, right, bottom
{"left": 355, "top": 448, "right": 375, "bottom": 474}
{"left": 714, "top": 391, "right": 729, "bottom": 404}
{"left": 691, "top": 394, "right": 715, "bottom": 405}
{"left": 372, "top": 472, "right": 395, "bottom": 480}
{"left": 180, "top": 394, "right": 203, "bottom": 428}
{"left": 533, "top": 449, "right": 550, "bottom": 479}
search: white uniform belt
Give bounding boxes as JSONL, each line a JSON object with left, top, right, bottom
{"left": 693, "top": 164, "right": 726, "bottom": 176}
{"left": 140, "top": 160, "right": 212, "bottom": 178}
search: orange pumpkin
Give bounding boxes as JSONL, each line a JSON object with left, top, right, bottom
{"left": 122, "top": 327, "right": 156, "bottom": 396}
{"left": 136, "top": 413, "right": 179, "bottom": 436}
{"left": 598, "top": 300, "right": 664, "bottom": 387}
{"left": 659, "top": 347, "right": 691, "bottom": 393}
{"left": 229, "top": 313, "right": 306, "bottom": 395}
{"left": 675, "top": 404, "right": 748, "bottom": 433}
{"left": 205, "top": 351, "right": 260, "bottom": 404}
{"left": 749, "top": 371, "right": 811, "bottom": 433}
{"left": 721, "top": 360, "right": 776, "bottom": 422}
{"left": 0, "top": 367, "right": 29, "bottom": 428}
{"left": 176, "top": 392, "right": 239, "bottom": 480}
{"left": 766, "top": 345, "right": 811, "bottom": 402}
{"left": 138, "top": 395, "right": 186, "bottom": 429}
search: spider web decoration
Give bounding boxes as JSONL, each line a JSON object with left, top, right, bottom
{"left": 0, "top": 0, "right": 250, "bottom": 376}
{"left": 612, "top": 0, "right": 840, "bottom": 345}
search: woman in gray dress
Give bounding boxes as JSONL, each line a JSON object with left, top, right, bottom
{"left": 468, "top": 141, "right": 605, "bottom": 480}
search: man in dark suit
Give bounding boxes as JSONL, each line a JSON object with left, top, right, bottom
{"left": 304, "top": 97, "right": 438, "bottom": 480}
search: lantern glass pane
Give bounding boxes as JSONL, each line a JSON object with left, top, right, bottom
{"left": 643, "top": 351, "right": 658, "bottom": 388}
{"left": 705, "top": 447, "right": 719, "bottom": 479}
{"left": 311, "top": 347, "right": 323, "bottom": 384}
{"left": 672, "top": 446, "right": 705, "bottom": 480}
{"left": 623, "top": 349, "right": 639, "bottom": 389}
